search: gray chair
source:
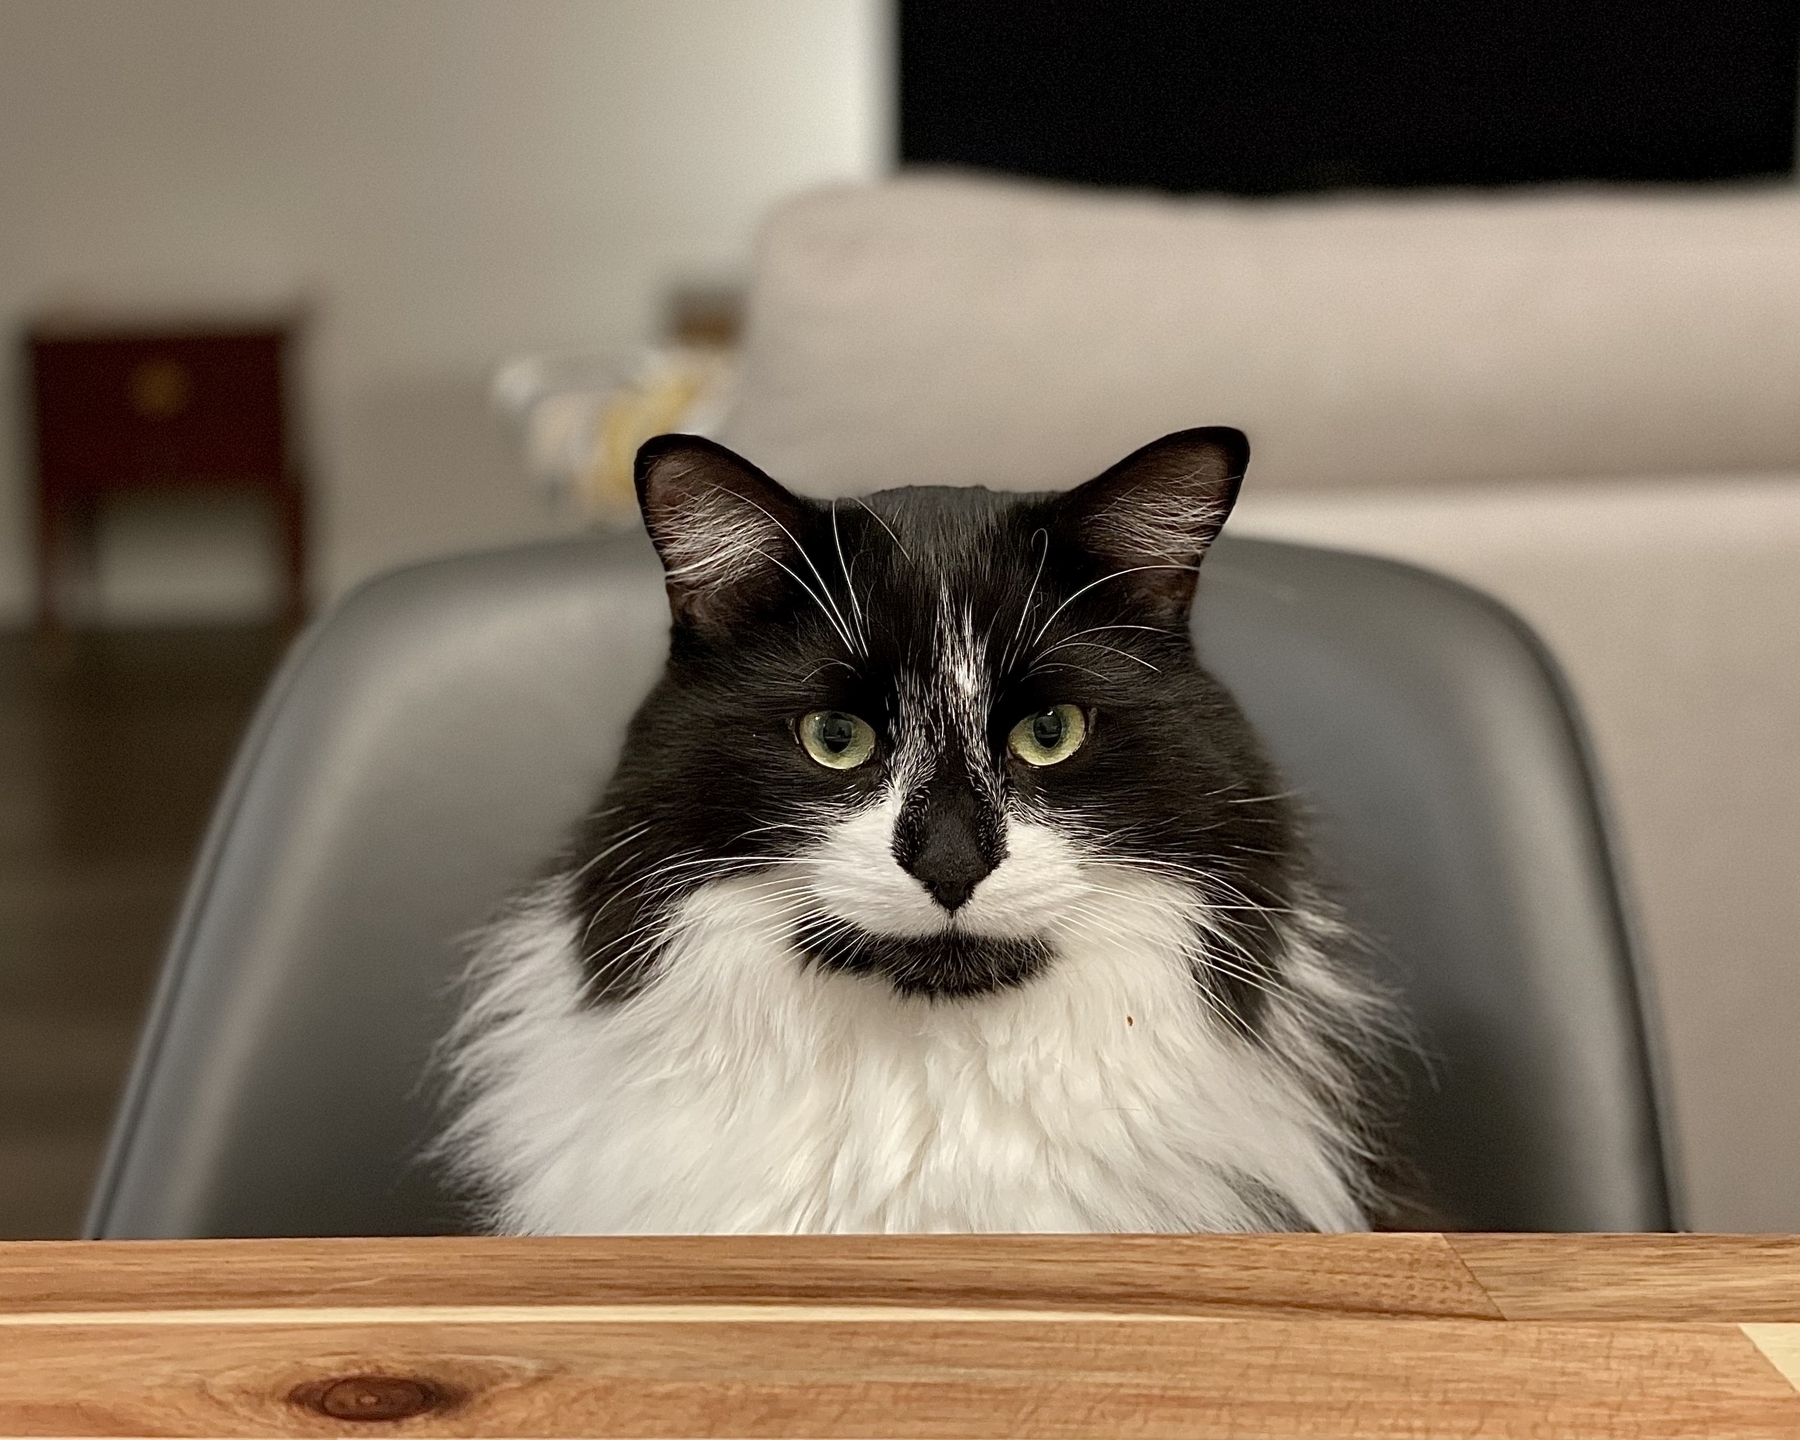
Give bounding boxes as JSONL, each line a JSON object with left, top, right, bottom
{"left": 86, "top": 531, "right": 1679, "bottom": 1237}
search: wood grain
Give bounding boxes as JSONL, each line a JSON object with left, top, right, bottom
{"left": 1, "top": 1316, "right": 1795, "bottom": 1439}
{"left": 4, "top": 1236, "right": 1800, "bottom": 1438}
{"left": 0, "top": 1233, "right": 1501, "bottom": 1319}
{"left": 1450, "top": 1234, "right": 1800, "bottom": 1320}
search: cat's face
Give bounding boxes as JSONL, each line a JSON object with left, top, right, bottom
{"left": 572, "top": 429, "right": 1297, "bottom": 1019}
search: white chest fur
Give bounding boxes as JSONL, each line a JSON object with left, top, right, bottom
{"left": 446, "top": 875, "right": 1369, "bottom": 1234}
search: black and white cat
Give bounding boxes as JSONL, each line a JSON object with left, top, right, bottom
{"left": 443, "top": 427, "right": 1401, "bottom": 1233}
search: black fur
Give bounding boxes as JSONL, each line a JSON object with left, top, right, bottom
{"left": 564, "top": 429, "right": 1303, "bottom": 1031}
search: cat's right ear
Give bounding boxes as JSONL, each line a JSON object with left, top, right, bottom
{"left": 634, "top": 434, "right": 810, "bottom": 635}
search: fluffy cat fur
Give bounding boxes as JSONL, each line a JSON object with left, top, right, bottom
{"left": 441, "top": 427, "right": 1403, "bottom": 1233}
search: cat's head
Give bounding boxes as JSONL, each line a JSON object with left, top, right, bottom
{"left": 576, "top": 428, "right": 1297, "bottom": 1017}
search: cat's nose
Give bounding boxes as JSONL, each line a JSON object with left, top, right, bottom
{"left": 917, "top": 862, "right": 981, "bottom": 913}
{"left": 905, "top": 821, "right": 992, "bottom": 911}
{"left": 893, "top": 769, "right": 1002, "bottom": 913}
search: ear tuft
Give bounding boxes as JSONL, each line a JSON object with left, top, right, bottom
{"left": 634, "top": 434, "right": 808, "bottom": 634}
{"left": 1056, "top": 427, "right": 1249, "bottom": 624}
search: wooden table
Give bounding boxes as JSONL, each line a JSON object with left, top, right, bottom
{"left": 2, "top": 1235, "right": 1797, "bottom": 1437}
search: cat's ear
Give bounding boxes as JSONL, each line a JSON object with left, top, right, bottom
{"left": 1055, "top": 427, "right": 1248, "bottom": 625}
{"left": 634, "top": 434, "right": 810, "bottom": 634}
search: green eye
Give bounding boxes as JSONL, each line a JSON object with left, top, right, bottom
{"left": 798, "top": 710, "right": 877, "bottom": 770}
{"left": 1008, "top": 704, "right": 1088, "bottom": 767}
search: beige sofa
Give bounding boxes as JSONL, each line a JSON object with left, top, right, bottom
{"left": 718, "top": 174, "right": 1800, "bottom": 1231}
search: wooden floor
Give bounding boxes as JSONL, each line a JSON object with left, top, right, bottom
{"left": 0, "top": 626, "right": 284, "bottom": 1238}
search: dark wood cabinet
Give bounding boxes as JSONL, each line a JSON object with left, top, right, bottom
{"left": 25, "top": 318, "right": 307, "bottom": 629}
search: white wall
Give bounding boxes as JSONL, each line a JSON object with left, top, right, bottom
{"left": 0, "top": 0, "right": 890, "bottom": 623}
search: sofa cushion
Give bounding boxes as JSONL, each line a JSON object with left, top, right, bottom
{"left": 721, "top": 174, "right": 1800, "bottom": 494}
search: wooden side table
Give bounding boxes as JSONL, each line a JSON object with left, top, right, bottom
{"left": 24, "top": 316, "right": 308, "bottom": 630}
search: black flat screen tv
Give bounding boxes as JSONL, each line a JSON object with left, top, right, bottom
{"left": 899, "top": 2, "right": 1800, "bottom": 193}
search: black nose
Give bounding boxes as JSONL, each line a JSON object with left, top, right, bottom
{"left": 893, "top": 767, "right": 1001, "bottom": 913}
{"left": 915, "top": 858, "right": 982, "bottom": 912}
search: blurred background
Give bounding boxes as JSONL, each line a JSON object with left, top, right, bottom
{"left": 0, "top": 0, "right": 888, "bottom": 1238}
{"left": 3, "top": 0, "right": 1797, "bottom": 1236}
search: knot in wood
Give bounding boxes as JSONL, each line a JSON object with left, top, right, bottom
{"left": 292, "top": 1374, "right": 446, "bottom": 1422}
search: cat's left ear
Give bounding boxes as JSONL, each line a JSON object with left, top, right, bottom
{"left": 634, "top": 434, "right": 811, "bottom": 636}
{"left": 1054, "top": 427, "right": 1249, "bottom": 625}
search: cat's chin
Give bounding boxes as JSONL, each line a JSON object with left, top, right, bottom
{"left": 791, "top": 915, "right": 1053, "bottom": 999}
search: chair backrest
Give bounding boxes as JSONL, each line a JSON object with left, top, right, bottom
{"left": 87, "top": 531, "right": 1676, "bottom": 1237}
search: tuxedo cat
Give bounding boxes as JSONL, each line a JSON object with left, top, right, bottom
{"left": 442, "top": 428, "right": 1402, "bottom": 1233}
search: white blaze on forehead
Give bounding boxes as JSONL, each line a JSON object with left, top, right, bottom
{"left": 884, "top": 592, "right": 998, "bottom": 803}
{"left": 939, "top": 589, "right": 986, "bottom": 707}
{"left": 887, "top": 668, "right": 937, "bottom": 797}
{"left": 933, "top": 592, "right": 996, "bottom": 771}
